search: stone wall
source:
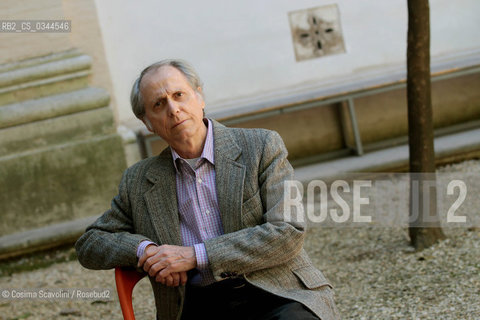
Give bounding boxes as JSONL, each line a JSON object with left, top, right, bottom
{"left": 0, "top": 50, "right": 126, "bottom": 236}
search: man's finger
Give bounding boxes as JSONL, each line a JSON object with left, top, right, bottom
{"left": 155, "top": 272, "right": 165, "bottom": 284}
{"left": 180, "top": 271, "right": 188, "bottom": 286}
{"left": 138, "top": 255, "right": 147, "bottom": 268}
{"left": 155, "top": 272, "right": 184, "bottom": 287}
{"left": 137, "top": 244, "right": 158, "bottom": 267}
{"left": 156, "top": 273, "right": 174, "bottom": 286}
{"left": 170, "top": 272, "right": 180, "bottom": 287}
{"left": 148, "top": 261, "right": 168, "bottom": 277}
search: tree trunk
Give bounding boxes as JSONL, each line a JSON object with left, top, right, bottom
{"left": 407, "top": 0, "right": 445, "bottom": 250}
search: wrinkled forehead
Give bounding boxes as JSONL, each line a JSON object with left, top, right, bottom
{"left": 140, "top": 65, "right": 192, "bottom": 92}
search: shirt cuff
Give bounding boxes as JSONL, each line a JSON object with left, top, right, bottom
{"left": 193, "top": 243, "right": 209, "bottom": 270}
{"left": 136, "top": 240, "right": 157, "bottom": 259}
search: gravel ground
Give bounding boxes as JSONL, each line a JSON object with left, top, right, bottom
{"left": 1, "top": 160, "right": 479, "bottom": 320}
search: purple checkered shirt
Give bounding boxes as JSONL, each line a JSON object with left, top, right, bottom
{"left": 137, "top": 119, "right": 223, "bottom": 286}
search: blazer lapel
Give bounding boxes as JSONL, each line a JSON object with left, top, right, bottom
{"left": 212, "top": 121, "right": 246, "bottom": 234}
{"left": 144, "top": 148, "right": 182, "bottom": 246}
{"left": 142, "top": 120, "right": 246, "bottom": 244}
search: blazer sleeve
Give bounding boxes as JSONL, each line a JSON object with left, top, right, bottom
{"left": 204, "top": 130, "right": 307, "bottom": 280}
{"left": 75, "top": 168, "right": 151, "bottom": 270}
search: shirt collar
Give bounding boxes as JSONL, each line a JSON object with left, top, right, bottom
{"left": 171, "top": 118, "right": 215, "bottom": 171}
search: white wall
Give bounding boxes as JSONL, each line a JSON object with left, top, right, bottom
{"left": 94, "top": 0, "right": 480, "bottom": 128}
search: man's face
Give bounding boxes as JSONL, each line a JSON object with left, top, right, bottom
{"left": 140, "top": 66, "right": 205, "bottom": 146}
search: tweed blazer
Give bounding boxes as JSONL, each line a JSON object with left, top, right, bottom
{"left": 75, "top": 120, "right": 339, "bottom": 320}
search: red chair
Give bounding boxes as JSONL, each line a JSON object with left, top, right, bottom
{"left": 115, "top": 267, "right": 146, "bottom": 320}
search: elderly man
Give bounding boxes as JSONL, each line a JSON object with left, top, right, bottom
{"left": 75, "top": 59, "right": 339, "bottom": 320}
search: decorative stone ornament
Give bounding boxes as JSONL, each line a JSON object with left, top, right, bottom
{"left": 289, "top": 4, "right": 346, "bottom": 61}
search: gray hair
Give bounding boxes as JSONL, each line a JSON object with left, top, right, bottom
{"left": 130, "top": 59, "right": 204, "bottom": 119}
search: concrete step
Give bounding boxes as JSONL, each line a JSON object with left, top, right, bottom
{"left": 0, "top": 215, "right": 98, "bottom": 260}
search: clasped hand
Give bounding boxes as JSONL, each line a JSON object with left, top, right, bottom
{"left": 137, "top": 244, "right": 196, "bottom": 287}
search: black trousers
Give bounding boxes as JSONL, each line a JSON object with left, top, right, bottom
{"left": 181, "top": 278, "right": 319, "bottom": 320}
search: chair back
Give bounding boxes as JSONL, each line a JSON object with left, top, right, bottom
{"left": 115, "top": 267, "right": 146, "bottom": 320}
